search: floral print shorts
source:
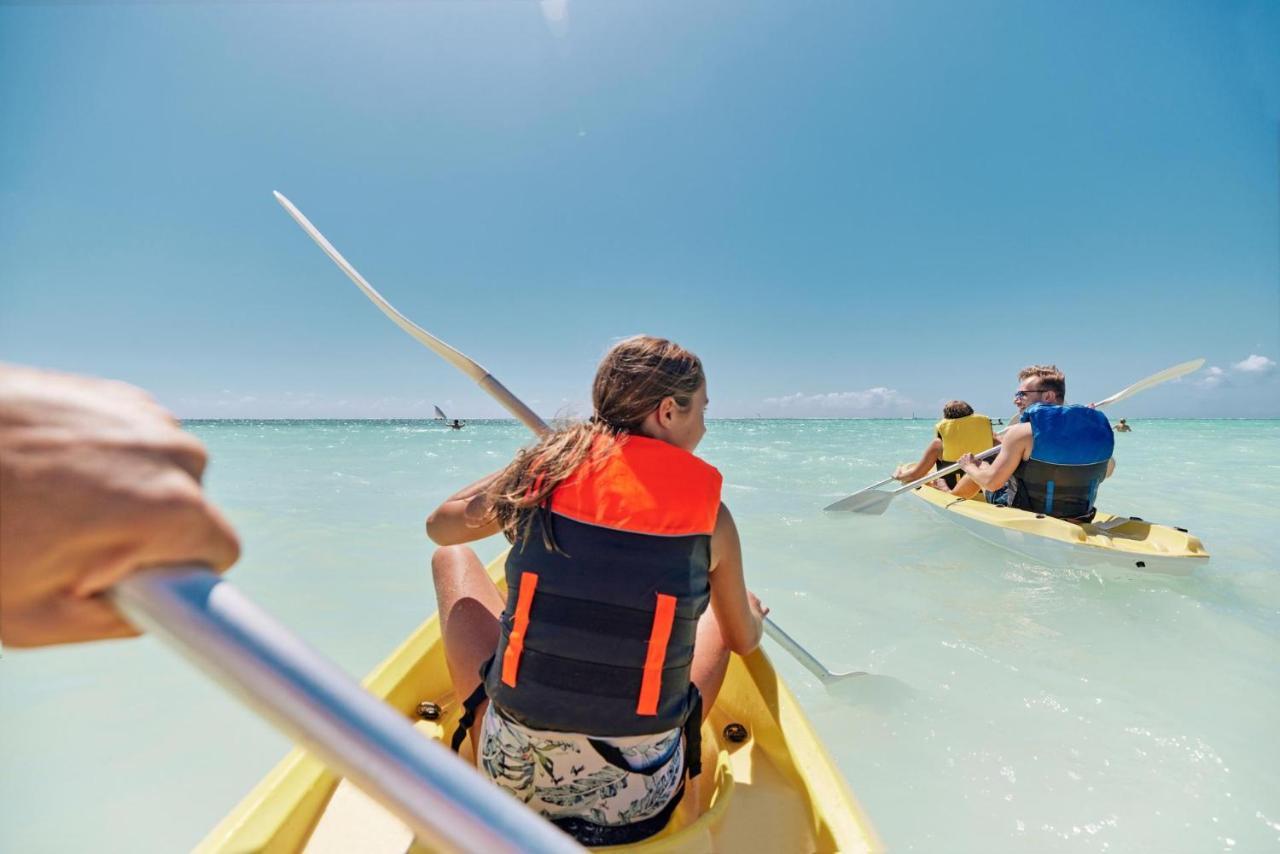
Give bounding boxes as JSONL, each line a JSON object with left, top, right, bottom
{"left": 477, "top": 702, "right": 685, "bottom": 842}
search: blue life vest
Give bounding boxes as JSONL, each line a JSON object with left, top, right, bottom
{"left": 1010, "top": 404, "right": 1114, "bottom": 519}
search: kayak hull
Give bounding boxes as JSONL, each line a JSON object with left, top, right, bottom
{"left": 198, "top": 552, "right": 879, "bottom": 853}
{"left": 910, "top": 486, "right": 1208, "bottom": 574}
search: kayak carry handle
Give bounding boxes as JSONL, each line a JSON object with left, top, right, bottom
{"left": 111, "top": 567, "right": 582, "bottom": 854}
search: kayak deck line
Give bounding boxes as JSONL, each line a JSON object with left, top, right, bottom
{"left": 199, "top": 553, "right": 880, "bottom": 853}
{"left": 911, "top": 487, "right": 1208, "bottom": 574}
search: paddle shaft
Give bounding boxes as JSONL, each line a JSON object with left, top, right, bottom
{"left": 764, "top": 618, "right": 865, "bottom": 683}
{"left": 273, "top": 191, "right": 545, "bottom": 434}
{"left": 274, "top": 191, "right": 858, "bottom": 684}
{"left": 889, "top": 444, "right": 1000, "bottom": 496}
{"left": 111, "top": 568, "right": 582, "bottom": 854}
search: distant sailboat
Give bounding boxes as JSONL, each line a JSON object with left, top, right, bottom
{"left": 435, "top": 405, "right": 464, "bottom": 429}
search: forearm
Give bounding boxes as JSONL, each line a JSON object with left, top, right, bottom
{"left": 896, "top": 443, "right": 941, "bottom": 482}
{"left": 961, "top": 461, "right": 1007, "bottom": 492}
{"left": 426, "top": 472, "right": 502, "bottom": 545}
{"left": 900, "top": 459, "right": 936, "bottom": 482}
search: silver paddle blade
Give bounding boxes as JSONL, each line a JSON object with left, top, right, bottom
{"left": 823, "top": 488, "right": 896, "bottom": 514}
{"left": 763, "top": 618, "right": 865, "bottom": 687}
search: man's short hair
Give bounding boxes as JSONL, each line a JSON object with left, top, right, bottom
{"left": 1018, "top": 364, "right": 1066, "bottom": 401}
{"left": 942, "top": 400, "right": 974, "bottom": 419}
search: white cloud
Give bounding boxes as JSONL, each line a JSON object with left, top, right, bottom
{"left": 1195, "top": 354, "right": 1278, "bottom": 391}
{"left": 1195, "top": 366, "right": 1228, "bottom": 389}
{"left": 1232, "top": 354, "right": 1276, "bottom": 375}
{"left": 761, "top": 386, "right": 912, "bottom": 417}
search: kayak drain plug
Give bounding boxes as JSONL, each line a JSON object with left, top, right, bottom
{"left": 723, "top": 723, "right": 749, "bottom": 744}
{"left": 417, "top": 701, "right": 442, "bottom": 721}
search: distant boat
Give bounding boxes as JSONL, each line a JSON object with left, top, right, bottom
{"left": 433, "top": 405, "right": 464, "bottom": 429}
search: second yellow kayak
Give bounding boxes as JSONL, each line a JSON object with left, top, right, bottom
{"left": 911, "top": 486, "right": 1208, "bottom": 574}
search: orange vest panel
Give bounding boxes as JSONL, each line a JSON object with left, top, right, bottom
{"left": 549, "top": 435, "right": 722, "bottom": 536}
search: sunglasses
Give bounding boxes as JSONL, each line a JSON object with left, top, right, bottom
{"left": 1013, "top": 388, "right": 1046, "bottom": 400}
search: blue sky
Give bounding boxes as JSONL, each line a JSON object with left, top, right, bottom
{"left": 2, "top": 1, "right": 1277, "bottom": 419}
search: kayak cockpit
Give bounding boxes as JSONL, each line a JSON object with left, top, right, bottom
{"left": 198, "top": 555, "right": 878, "bottom": 853}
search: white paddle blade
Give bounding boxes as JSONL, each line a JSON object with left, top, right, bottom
{"left": 824, "top": 489, "right": 895, "bottom": 514}
{"left": 1094, "top": 358, "right": 1205, "bottom": 408}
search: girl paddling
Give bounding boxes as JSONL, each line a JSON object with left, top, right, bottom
{"left": 426, "top": 335, "right": 768, "bottom": 845}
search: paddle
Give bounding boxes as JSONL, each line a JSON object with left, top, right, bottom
{"left": 274, "top": 191, "right": 862, "bottom": 686}
{"left": 110, "top": 568, "right": 581, "bottom": 853}
{"left": 272, "top": 192, "right": 545, "bottom": 435}
{"left": 825, "top": 446, "right": 1001, "bottom": 515}
{"left": 1092, "top": 358, "right": 1204, "bottom": 408}
{"left": 823, "top": 358, "right": 1205, "bottom": 514}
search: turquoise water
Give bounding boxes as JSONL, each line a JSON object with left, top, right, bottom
{"left": 2, "top": 419, "right": 1278, "bottom": 852}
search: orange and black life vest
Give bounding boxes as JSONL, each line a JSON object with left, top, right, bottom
{"left": 483, "top": 434, "right": 722, "bottom": 737}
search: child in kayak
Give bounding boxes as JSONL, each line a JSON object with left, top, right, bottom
{"left": 425, "top": 335, "right": 768, "bottom": 845}
{"left": 893, "top": 400, "right": 995, "bottom": 489}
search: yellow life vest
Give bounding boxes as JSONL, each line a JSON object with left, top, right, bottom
{"left": 935, "top": 414, "right": 995, "bottom": 462}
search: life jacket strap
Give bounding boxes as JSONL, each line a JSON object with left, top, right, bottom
{"left": 637, "top": 594, "right": 678, "bottom": 715}
{"left": 524, "top": 588, "right": 697, "bottom": 639}
{"left": 451, "top": 667, "right": 492, "bottom": 753}
{"left": 683, "top": 684, "right": 702, "bottom": 779}
{"left": 501, "top": 572, "right": 539, "bottom": 687}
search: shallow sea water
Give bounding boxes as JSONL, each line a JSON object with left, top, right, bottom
{"left": 2, "top": 419, "right": 1278, "bottom": 852}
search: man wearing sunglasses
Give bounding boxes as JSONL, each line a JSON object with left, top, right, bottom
{"left": 934, "top": 365, "right": 1116, "bottom": 521}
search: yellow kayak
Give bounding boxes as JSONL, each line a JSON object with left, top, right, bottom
{"left": 198, "top": 552, "right": 880, "bottom": 853}
{"left": 911, "top": 486, "right": 1209, "bottom": 574}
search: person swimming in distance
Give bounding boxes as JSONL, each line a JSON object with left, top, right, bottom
{"left": 892, "top": 400, "right": 996, "bottom": 490}
{"left": 933, "top": 364, "right": 1116, "bottom": 521}
{"left": 424, "top": 335, "right": 767, "bottom": 846}
{"left": 1114, "top": 419, "right": 1132, "bottom": 433}
{"left": 450, "top": 419, "right": 465, "bottom": 430}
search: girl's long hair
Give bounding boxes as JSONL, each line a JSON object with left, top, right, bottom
{"left": 487, "top": 335, "right": 705, "bottom": 545}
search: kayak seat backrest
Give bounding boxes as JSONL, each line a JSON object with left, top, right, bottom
{"left": 1012, "top": 459, "right": 1110, "bottom": 519}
